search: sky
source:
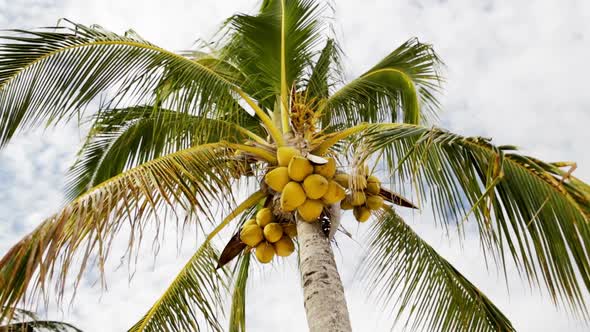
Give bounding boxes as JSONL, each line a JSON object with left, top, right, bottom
{"left": 0, "top": 0, "right": 589, "bottom": 331}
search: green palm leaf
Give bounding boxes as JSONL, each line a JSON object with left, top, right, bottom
{"left": 360, "top": 208, "right": 515, "bottom": 332}
{"left": 0, "top": 143, "right": 237, "bottom": 319}
{"left": 363, "top": 123, "right": 590, "bottom": 315}
{"left": 129, "top": 191, "right": 264, "bottom": 332}
{"left": 128, "top": 242, "right": 226, "bottom": 332}
{"left": 220, "top": 0, "right": 325, "bottom": 109}
{"left": 323, "top": 38, "right": 443, "bottom": 126}
{"left": 228, "top": 252, "right": 251, "bottom": 332}
{"left": 0, "top": 20, "right": 241, "bottom": 147}
{"left": 305, "top": 39, "right": 342, "bottom": 103}
{"left": 65, "top": 105, "right": 263, "bottom": 200}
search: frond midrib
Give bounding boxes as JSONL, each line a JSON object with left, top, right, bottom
{"left": 1, "top": 39, "right": 230, "bottom": 92}
{"left": 71, "top": 142, "right": 225, "bottom": 206}
{"left": 462, "top": 136, "right": 589, "bottom": 220}
{"left": 326, "top": 67, "right": 415, "bottom": 104}
{"left": 373, "top": 123, "right": 589, "bottom": 220}
{"left": 279, "top": 0, "right": 290, "bottom": 133}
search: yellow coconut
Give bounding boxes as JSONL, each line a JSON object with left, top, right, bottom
{"left": 280, "top": 181, "right": 307, "bottom": 211}
{"left": 366, "top": 195, "right": 384, "bottom": 210}
{"left": 282, "top": 223, "right": 298, "bottom": 238}
{"left": 244, "top": 218, "right": 258, "bottom": 227}
{"left": 340, "top": 198, "right": 353, "bottom": 210}
{"left": 302, "top": 174, "right": 329, "bottom": 199}
{"left": 333, "top": 173, "right": 350, "bottom": 188}
{"left": 297, "top": 199, "right": 324, "bottom": 222}
{"left": 255, "top": 242, "right": 275, "bottom": 263}
{"left": 288, "top": 156, "right": 314, "bottom": 181}
{"left": 256, "top": 207, "right": 274, "bottom": 227}
{"left": 277, "top": 146, "right": 300, "bottom": 167}
{"left": 264, "top": 167, "right": 290, "bottom": 192}
{"left": 240, "top": 224, "right": 263, "bottom": 247}
{"left": 351, "top": 175, "right": 367, "bottom": 190}
{"left": 353, "top": 206, "right": 371, "bottom": 222}
{"left": 322, "top": 181, "right": 347, "bottom": 205}
{"left": 263, "top": 222, "right": 284, "bottom": 243}
{"left": 314, "top": 157, "right": 336, "bottom": 178}
{"left": 274, "top": 236, "right": 295, "bottom": 257}
{"left": 350, "top": 191, "right": 366, "bottom": 206}
{"left": 366, "top": 175, "right": 381, "bottom": 195}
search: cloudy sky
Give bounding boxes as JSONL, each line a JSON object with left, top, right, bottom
{"left": 1, "top": 0, "right": 589, "bottom": 331}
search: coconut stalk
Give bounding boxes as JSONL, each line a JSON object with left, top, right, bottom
{"left": 296, "top": 210, "right": 352, "bottom": 332}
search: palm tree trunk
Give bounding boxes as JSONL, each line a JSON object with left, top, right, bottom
{"left": 296, "top": 210, "right": 352, "bottom": 332}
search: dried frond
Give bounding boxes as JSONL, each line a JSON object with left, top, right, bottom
{"left": 0, "top": 143, "right": 237, "bottom": 319}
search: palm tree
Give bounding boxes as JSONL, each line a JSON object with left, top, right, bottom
{"left": 0, "top": 0, "right": 588, "bottom": 331}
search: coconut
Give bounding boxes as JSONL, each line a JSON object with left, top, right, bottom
{"left": 255, "top": 242, "right": 275, "bottom": 263}
{"left": 314, "top": 157, "right": 336, "bottom": 178}
{"left": 366, "top": 195, "right": 384, "bottom": 210}
{"left": 263, "top": 222, "right": 284, "bottom": 243}
{"left": 302, "top": 174, "right": 329, "bottom": 199}
{"left": 274, "top": 236, "right": 295, "bottom": 257}
{"left": 333, "top": 173, "right": 350, "bottom": 188}
{"left": 280, "top": 181, "right": 307, "bottom": 211}
{"left": 350, "top": 191, "right": 366, "bottom": 206}
{"left": 288, "top": 156, "right": 314, "bottom": 181}
{"left": 322, "top": 180, "right": 346, "bottom": 205}
{"left": 244, "top": 218, "right": 258, "bottom": 227}
{"left": 340, "top": 198, "right": 353, "bottom": 210}
{"left": 353, "top": 206, "right": 371, "bottom": 222}
{"left": 256, "top": 207, "right": 274, "bottom": 227}
{"left": 297, "top": 199, "right": 324, "bottom": 222}
{"left": 282, "top": 223, "right": 298, "bottom": 238}
{"left": 240, "top": 224, "right": 263, "bottom": 247}
{"left": 366, "top": 175, "right": 381, "bottom": 195}
{"left": 264, "top": 167, "right": 290, "bottom": 192}
{"left": 277, "top": 146, "right": 300, "bottom": 167}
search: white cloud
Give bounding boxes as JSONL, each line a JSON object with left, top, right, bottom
{"left": 1, "top": 0, "right": 589, "bottom": 331}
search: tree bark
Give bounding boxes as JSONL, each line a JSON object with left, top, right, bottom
{"left": 296, "top": 211, "right": 352, "bottom": 332}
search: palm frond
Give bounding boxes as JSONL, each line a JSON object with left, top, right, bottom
{"left": 220, "top": 0, "right": 326, "bottom": 108}
{"left": 360, "top": 208, "right": 515, "bottom": 332}
{"left": 129, "top": 243, "right": 226, "bottom": 332}
{"left": 0, "top": 143, "right": 237, "bottom": 319}
{"left": 0, "top": 20, "right": 242, "bottom": 147}
{"left": 65, "top": 105, "right": 263, "bottom": 200}
{"left": 305, "top": 38, "right": 342, "bottom": 103}
{"left": 228, "top": 252, "right": 251, "bottom": 332}
{"left": 129, "top": 190, "right": 264, "bottom": 331}
{"left": 363, "top": 123, "right": 590, "bottom": 316}
{"left": 1, "top": 320, "right": 82, "bottom": 332}
{"left": 1, "top": 308, "right": 82, "bottom": 331}
{"left": 323, "top": 38, "right": 443, "bottom": 126}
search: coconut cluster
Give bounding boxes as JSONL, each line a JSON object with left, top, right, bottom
{"left": 336, "top": 168, "right": 384, "bottom": 222}
{"left": 240, "top": 147, "right": 386, "bottom": 263}
{"left": 265, "top": 147, "right": 346, "bottom": 223}
{"left": 239, "top": 207, "right": 297, "bottom": 263}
